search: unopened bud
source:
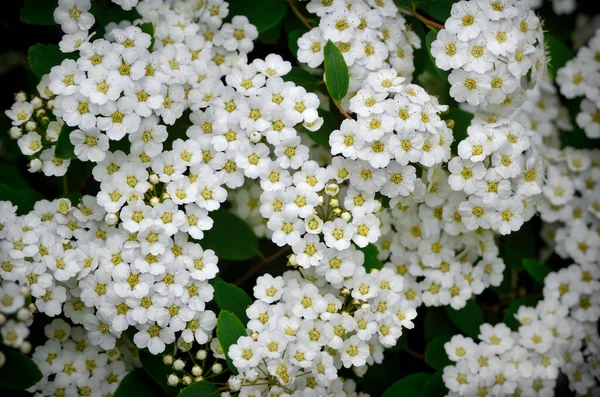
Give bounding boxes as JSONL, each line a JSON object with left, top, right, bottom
{"left": 191, "top": 365, "right": 203, "bottom": 376}
{"left": 329, "top": 198, "right": 339, "bottom": 208}
{"left": 324, "top": 183, "right": 339, "bottom": 196}
{"left": 20, "top": 341, "right": 32, "bottom": 355}
{"left": 0, "top": 351, "right": 5, "bottom": 368}
{"left": 196, "top": 349, "right": 207, "bottom": 360}
{"left": 167, "top": 374, "right": 179, "bottom": 386}
{"left": 212, "top": 363, "right": 223, "bottom": 374}
{"left": 341, "top": 212, "right": 351, "bottom": 222}
{"left": 15, "top": 92, "right": 27, "bottom": 102}
{"left": 248, "top": 130, "right": 262, "bottom": 143}
{"left": 332, "top": 207, "right": 342, "bottom": 216}
{"left": 341, "top": 288, "right": 351, "bottom": 296}
{"left": 20, "top": 286, "right": 30, "bottom": 297}
{"left": 150, "top": 197, "right": 160, "bottom": 207}
{"left": 181, "top": 376, "right": 192, "bottom": 386}
{"left": 0, "top": 314, "right": 6, "bottom": 326}
{"left": 173, "top": 359, "right": 185, "bottom": 371}
{"left": 9, "top": 127, "right": 22, "bottom": 139}
{"left": 445, "top": 119, "right": 455, "bottom": 129}
{"left": 31, "top": 97, "right": 43, "bottom": 109}
{"left": 149, "top": 174, "right": 159, "bottom": 185}
{"left": 105, "top": 213, "right": 118, "bottom": 226}
{"left": 17, "top": 308, "right": 32, "bottom": 322}
{"left": 163, "top": 355, "right": 174, "bottom": 365}
{"left": 25, "top": 120, "right": 37, "bottom": 132}
{"left": 28, "top": 159, "right": 42, "bottom": 173}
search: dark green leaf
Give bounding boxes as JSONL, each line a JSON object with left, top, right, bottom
{"left": 258, "top": 23, "right": 282, "bottom": 45}
{"left": 217, "top": 310, "right": 247, "bottom": 376}
{"left": 0, "top": 163, "right": 31, "bottom": 190}
{"left": 0, "top": 349, "right": 43, "bottom": 389}
{"left": 382, "top": 372, "right": 431, "bottom": 397}
{"left": 228, "top": 0, "right": 287, "bottom": 33}
{"left": 324, "top": 40, "right": 349, "bottom": 103}
{"left": 56, "top": 124, "right": 76, "bottom": 159}
{"left": 139, "top": 350, "right": 179, "bottom": 397}
{"left": 444, "top": 299, "right": 484, "bottom": 339}
{"left": 114, "top": 369, "right": 161, "bottom": 397}
{"left": 504, "top": 297, "right": 537, "bottom": 330}
{"left": 137, "top": 22, "right": 155, "bottom": 51}
{"left": 28, "top": 44, "right": 77, "bottom": 79}
{"left": 500, "top": 221, "right": 535, "bottom": 271}
{"left": 546, "top": 33, "right": 575, "bottom": 77}
{"left": 424, "top": 307, "right": 456, "bottom": 342}
{"left": 178, "top": 380, "right": 219, "bottom": 397}
{"left": 0, "top": 184, "right": 44, "bottom": 215}
{"left": 420, "top": 371, "right": 448, "bottom": 397}
{"left": 361, "top": 243, "right": 383, "bottom": 272}
{"left": 425, "top": 334, "right": 452, "bottom": 370}
{"left": 416, "top": 0, "right": 454, "bottom": 23}
{"left": 213, "top": 278, "right": 252, "bottom": 324}
{"left": 20, "top": 0, "right": 56, "bottom": 25}
{"left": 522, "top": 258, "right": 551, "bottom": 284}
{"left": 201, "top": 210, "right": 261, "bottom": 260}
{"left": 92, "top": 0, "right": 141, "bottom": 37}
{"left": 283, "top": 67, "right": 320, "bottom": 93}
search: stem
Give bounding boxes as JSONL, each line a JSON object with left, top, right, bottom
{"left": 334, "top": 100, "right": 353, "bottom": 120}
{"left": 287, "top": 0, "right": 313, "bottom": 31}
{"left": 399, "top": 6, "right": 444, "bottom": 30}
{"left": 234, "top": 246, "right": 292, "bottom": 286}
{"left": 405, "top": 347, "right": 425, "bottom": 361}
{"left": 62, "top": 175, "right": 68, "bottom": 195}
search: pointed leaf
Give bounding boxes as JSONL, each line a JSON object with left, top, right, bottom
{"left": 382, "top": 372, "right": 431, "bottom": 397}
{"left": 178, "top": 380, "right": 219, "bottom": 397}
{"left": 522, "top": 258, "right": 551, "bottom": 284}
{"left": 324, "top": 40, "right": 349, "bottom": 103}
{"left": 0, "top": 349, "right": 43, "bottom": 389}
{"left": 361, "top": 243, "right": 383, "bottom": 272}
{"left": 114, "top": 369, "right": 160, "bottom": 397}
{"left": 216, "top": 310, "right": 247, "bottom": 376}
{"left": 213, "top": 278, "right": 252, "bottom": 324}
{"left": 444, "top": 299, "right": 484, "bottom": 339}
{"left": 425, "top": 334, "right": 453, "bottom": 371}
{"left": 201, "top": 210, "right": 261, "bottom": 260}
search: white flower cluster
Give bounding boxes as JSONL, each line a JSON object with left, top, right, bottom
{"left": 29, "top": 320, "right": 135, "bottom": 397}
{"left": 431, "top": 0, "right": 547, "bottom": 115}
{"left": 297, "top": 0, "right": 421, "bottom": 90}
{"left": 532, "top": 0, "right": 576, "bottom": 16}
{"left": 556, "top": 28, "right": 600, "bottom": 139}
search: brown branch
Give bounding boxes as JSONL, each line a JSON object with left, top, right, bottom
{"left": 399, "top": 6, "right": 444, "bottom": 30}
{"left": 405, "top": 347, "right": 425, "bottom": 361}
{"left": 334, "top": 101, "right": 353, "bottom": 120}
{"left": 234, "top": 246, "right": 292, "bottom": 286}
{"left": 287, "top": 0, "right": 313, "bottom": 31}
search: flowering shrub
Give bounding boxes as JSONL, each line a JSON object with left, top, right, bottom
{"left": 0, "top": 0, "right": 598, "bottom": 396}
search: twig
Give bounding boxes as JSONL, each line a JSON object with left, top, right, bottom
{"left": 399, "top": 6, "right": 444, "bottom": 30}
{"left": 405, "top": 347, "right": 425, "bottom": 361}
{"left": 287, "top": 0, "right": 313, "bottom": 31}
{"left": 333, "top": 101, "right": 353, "bottom": 120}
{"left": 234, "top": 246, "right": 292, "bottom": 286}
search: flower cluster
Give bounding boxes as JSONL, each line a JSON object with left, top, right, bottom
{"left": 298, "top": 0, "right": 421, "bottom": 91}
{"left": 29, "top": 320, "right": 134, "bottom": 397}
{"left": 556, "top": 29, "right": 600, "bottom": 139}
{"left": 431, "top": 0, "right": 547, "bottom": 115}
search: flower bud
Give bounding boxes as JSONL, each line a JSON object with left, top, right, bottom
{"left": 149, "top": 174, "right": 159, "bottom": 185}
{"left": 9, "top": 127, "right": 22, "bottom": 139}
{"left": 212, "top": 363, "right": 223, "bottom": 374}
{"left": 181, "top": 376, "right": 191, "bottom": 386}
{"left": 329, "top": 198, "right": 339, "bottom": 208}
{"left": 341, "top": 212, "right": 351, "bottom": 222}
{"left": 196, "top": 349, "right": 207, "bottom": 360}
{"left": 173, "top": 359, "right": 185, "bottom": 371}
{"left": 15, "top": 92, "right": 27, "bottom": 102}
{"left": 163, "top": 355, "right": 174, "bottom": 365}
{"left": 150, "top": 197, "right": 160, "bottom": 207}
{"left": 20, "top": 341, "right": 32, "bottom": 355}
{"left": 248, "top": 130, "right": 262, "bottom": 143}
{"left": 191, "top": 365, "right": 203, "bottom": 376}
{"left": 20, "top": 286, "right": 30, "bottom": 297}
{"left": 31, "top": 97, "right": 43, "bottom": 109}
{"left": 167, "top": 374, "right": 179, "bottom": 386}
{"left": 17, "top": 308, "right": 32, "bottom": 322}
{"left": 28, "top": 159, "right": 42, "bottom": 173}
{"left": 0, "top": 314, "right": 6, "bottom": 326}
{"left": 105, "top": 213, "right": 118, "bottom": 226}
{"left": 25, "top": 120, "right": 37, "bottom": 132}
{"left": 228, "top": 375, "right": 242, "bottom": 391}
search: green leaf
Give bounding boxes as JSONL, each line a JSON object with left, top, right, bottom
{"left": 0, "top": 163, "right": 31, "bottom": 190}
{"left": 20, "top": 0, "right": 56, "bottom": 25}
{"left": 546, "top": 33, "right": 575, "bottom": 77}
{"left": 0, "top": 349, "right": 43, "bottom": 389}
{"left": 114, "top": 369, "right": 161, "bottom": 397}
{"left": 138, "top": 22, "right": 155, "bottom": 51}
{"left": 201, "top": 210, "right": 261, "bottom": 260}
{"left": 444, "top": 299, "right": 484, "bottom": 339}
{"left": 228, "top": 0, "right": 288, "bottom": 33}
{"left": 0, "top": 184, "right": 44, "bottom": 215}
{"left": 213, "top": 278, "right": 252, "bottom": 324}
{"left": 283, "top": 67, "right": 320, "bottom": 93}
{"left": 56, "top": 124, "right": 76, "bottom": 159}
{"left": 217, "top": 310, "right": 247, "bottom": 376}
{"left": 424, "top": 307, "right": 456, "bottom": 342}
{"left": 92, "top": 0, "right": 141, "bottom": 37}
{"left": 420, "top": 371, "right": 448, "bottom": 397}
{"left": 28, "top": 44, "right": 77, "bottom": 79}
{"left": 500, "top": 221, "right": 536, "bottom": 271}
{"left": 382, "top": 372, "right": 431, "bottom": 397}
{"left": 416, "top": 0, "right": 454, "bottom": 23}
{"left": 139, "top": 350, "right": 179, "bottom": 397}
{"left": 522, "top": 258, "right": 551, "bottom": 284}
{"left": 361, "top": 243, "right": 383, "bottom": 272}
{"left": 504, "top": 297, "right": 537, "bottom": 331}
{"left": 288, "top": 29, "right": 307, "bottom": 58}
{"left": 324, "top": 40, "right": 349, "bottom": 103}
{"left": 178, "top": 380, "right": 219, "bottom": 397}
{"left": 425, "top": 334, "right": 453, "bottom": 371}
